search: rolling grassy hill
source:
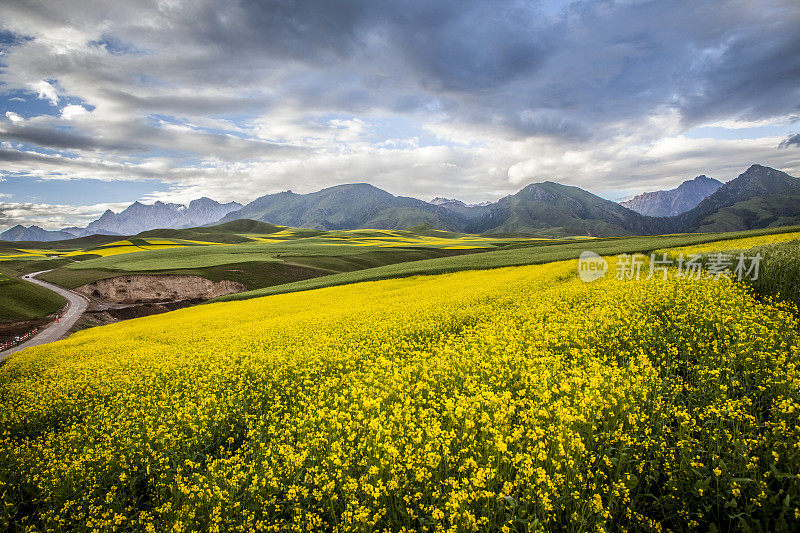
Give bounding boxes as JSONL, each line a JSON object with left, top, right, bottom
{"left": 213, "top": 225, "right": 800, "bottom": 302}
{"left": 136, "top": 219, "right": 284, "bottom": 243}
{"left": 22, "top": 225, "right": 545, "bottom": 290}
{"left": 690, "top": 193, "right": 800, "bottom": 232}
{"left": 0, "top": 267, "right": 66, "bottom": 322}
{"left": 0, "top": 233, "right": 122, "bottom": 251}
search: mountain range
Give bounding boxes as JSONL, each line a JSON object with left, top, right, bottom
{"left": 620, "top": 175, "right": 723, "bottom": 216}
{"left": 217, "top": 164, "right": 799, "bottom": 237}
{"left": 216, "top": 184, "right": 471, "bottom": 232}
{"left": 216, "top": 181, "right": 664, "bottom": 237}
{"left": 2, "top": 164, "right": 799, "bottom": 242}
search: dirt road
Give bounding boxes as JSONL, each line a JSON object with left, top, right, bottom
{"left": 0, "top": 270, "right": 88, "bottom": 361}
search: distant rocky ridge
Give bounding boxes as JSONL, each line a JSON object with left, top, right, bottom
{"left": 0, "top": 225, "right": 80, "bottom": 242}
{"left": 0, "top": 197, "right": 242, "bottom": 242}
{"left": 430, "top": 197, "right": 493, "bottom": 208}
{"left": 78, "top": 198, "right": 243, "bottom": 237}
{"left": 620, "top": 175, "right": 723, "bottom": 216}
{"left": 430, "top": 197, "right": 467, "bottom": 209}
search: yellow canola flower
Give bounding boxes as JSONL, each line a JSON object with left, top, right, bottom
{"left": 0, "top": 254, "right": 798, "bottom": 531}
{"left": 661, "top": 230, "right": 800, "bottom": 255}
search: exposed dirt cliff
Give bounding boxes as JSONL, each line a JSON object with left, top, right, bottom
{"left": 75, "top": 275, "right": 246, "bottom": 304}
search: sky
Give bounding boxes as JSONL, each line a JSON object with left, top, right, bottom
{"left": 0, "top": 0, "right": 799, "bottom": 231}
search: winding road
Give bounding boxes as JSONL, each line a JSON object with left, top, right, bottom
{"left": 0, "top": 270, "right": 88, "bottom": 361}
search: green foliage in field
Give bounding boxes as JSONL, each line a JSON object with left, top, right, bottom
{"left": 742, "top": 240, "right": 800, "bottom": 310}
{"left": 0, "top": 234, "right": 121, "bottom": 251}
{"left": 39, "top": 247, "right": 480, "bottom": 290}
{"left": 0, "top": 258, "right": 75, "bottom": 276}
{"left": 0, "top": 261, "right": 71, "bottom": 321}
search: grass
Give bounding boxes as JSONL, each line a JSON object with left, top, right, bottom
{"left": 0, "top": 234, "right": 122, "bottom": 251}
{"left": 0, "top": 258, "right": 74, "bottom": 275}
{"left": 736, "top": 240, "right": 800, "bottom": 310}
{"left": 0, "top": 275, "right": 66, "bottom": 321}
{"left": 32, "top": 228, "right": 536, "bottom": 289}
{"left": 39, "top": 248, "right": 483, "bottom": 290}
{"left": 7, "top": 223, "right": 800, "bottom": 309}
{"left": 214, "top": 225, "right": 800, "bottom": 302}
{"left": 0, "top": 262, "right": 68, "bottom": 322}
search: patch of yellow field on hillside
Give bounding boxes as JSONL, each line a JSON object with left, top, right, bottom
{"left": 0, "top": 248, "right": 61, "bottom": 260}
{"left": 62, "top": 240, "right": 192, "bottom": 258}
{"left": 660, "top": 230, "right": 800, "bottom": 255}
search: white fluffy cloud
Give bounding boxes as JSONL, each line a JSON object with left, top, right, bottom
{"left": 5, "top": 111, "right": 23, "bottom": 122}
{"left": 30, "top": 79, "right": 59, "bottom": 105}
{"left": 0, "top": 201, "right": 131, "bottom": 230}
{"left": 60, "top": 104, "right": 88, "bottom": 120}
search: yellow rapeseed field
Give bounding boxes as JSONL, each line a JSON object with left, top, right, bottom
{"left": 1, "top": 257, "right": 799, "bottom": 531}
{"left": 659, "top": 230, "right": 800, "bottom": 255}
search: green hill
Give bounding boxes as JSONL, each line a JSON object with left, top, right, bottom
{"left": 135, "top": 219, "right": 286, "bottom": 243}
{"left": 219, "top": 183, "right": 466, "bottom": 231}
{"left": 676, "top": 164, "right": 800, "bottom": 232}
{"left": 468, "top": 182, "right": 669, "bottom": 237}
{"left": 0, "top": 270, "right": 66, "bottom": 321}
{"left": 0, "top": 233, "right": 121, "bottom": 250}
{"left": 691, "top": 193, "right": 800, "bottom": 232}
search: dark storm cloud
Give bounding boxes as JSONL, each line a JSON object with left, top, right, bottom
{"left": 216, "top": 0, "right": 799, "bottom": 138}
{"left": 3, "top": 0, "right": 799, "bottom": 140}
{"left": 779, "top": 133, "right": 800, "bottom": 148}
{"left": 674, "top": 24, "right": 800, "bottom": 127}
{"left": 193, "top": 0, "right": 800, "bottom": 136}
{"left": 0, "top": 123, "right": 146, "bottom": 151}
{"left": 378, "top": 2, "right": 548, "bottom": 93}
{"left": 102, "top": 89, "right": 274, "bottom": 116}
